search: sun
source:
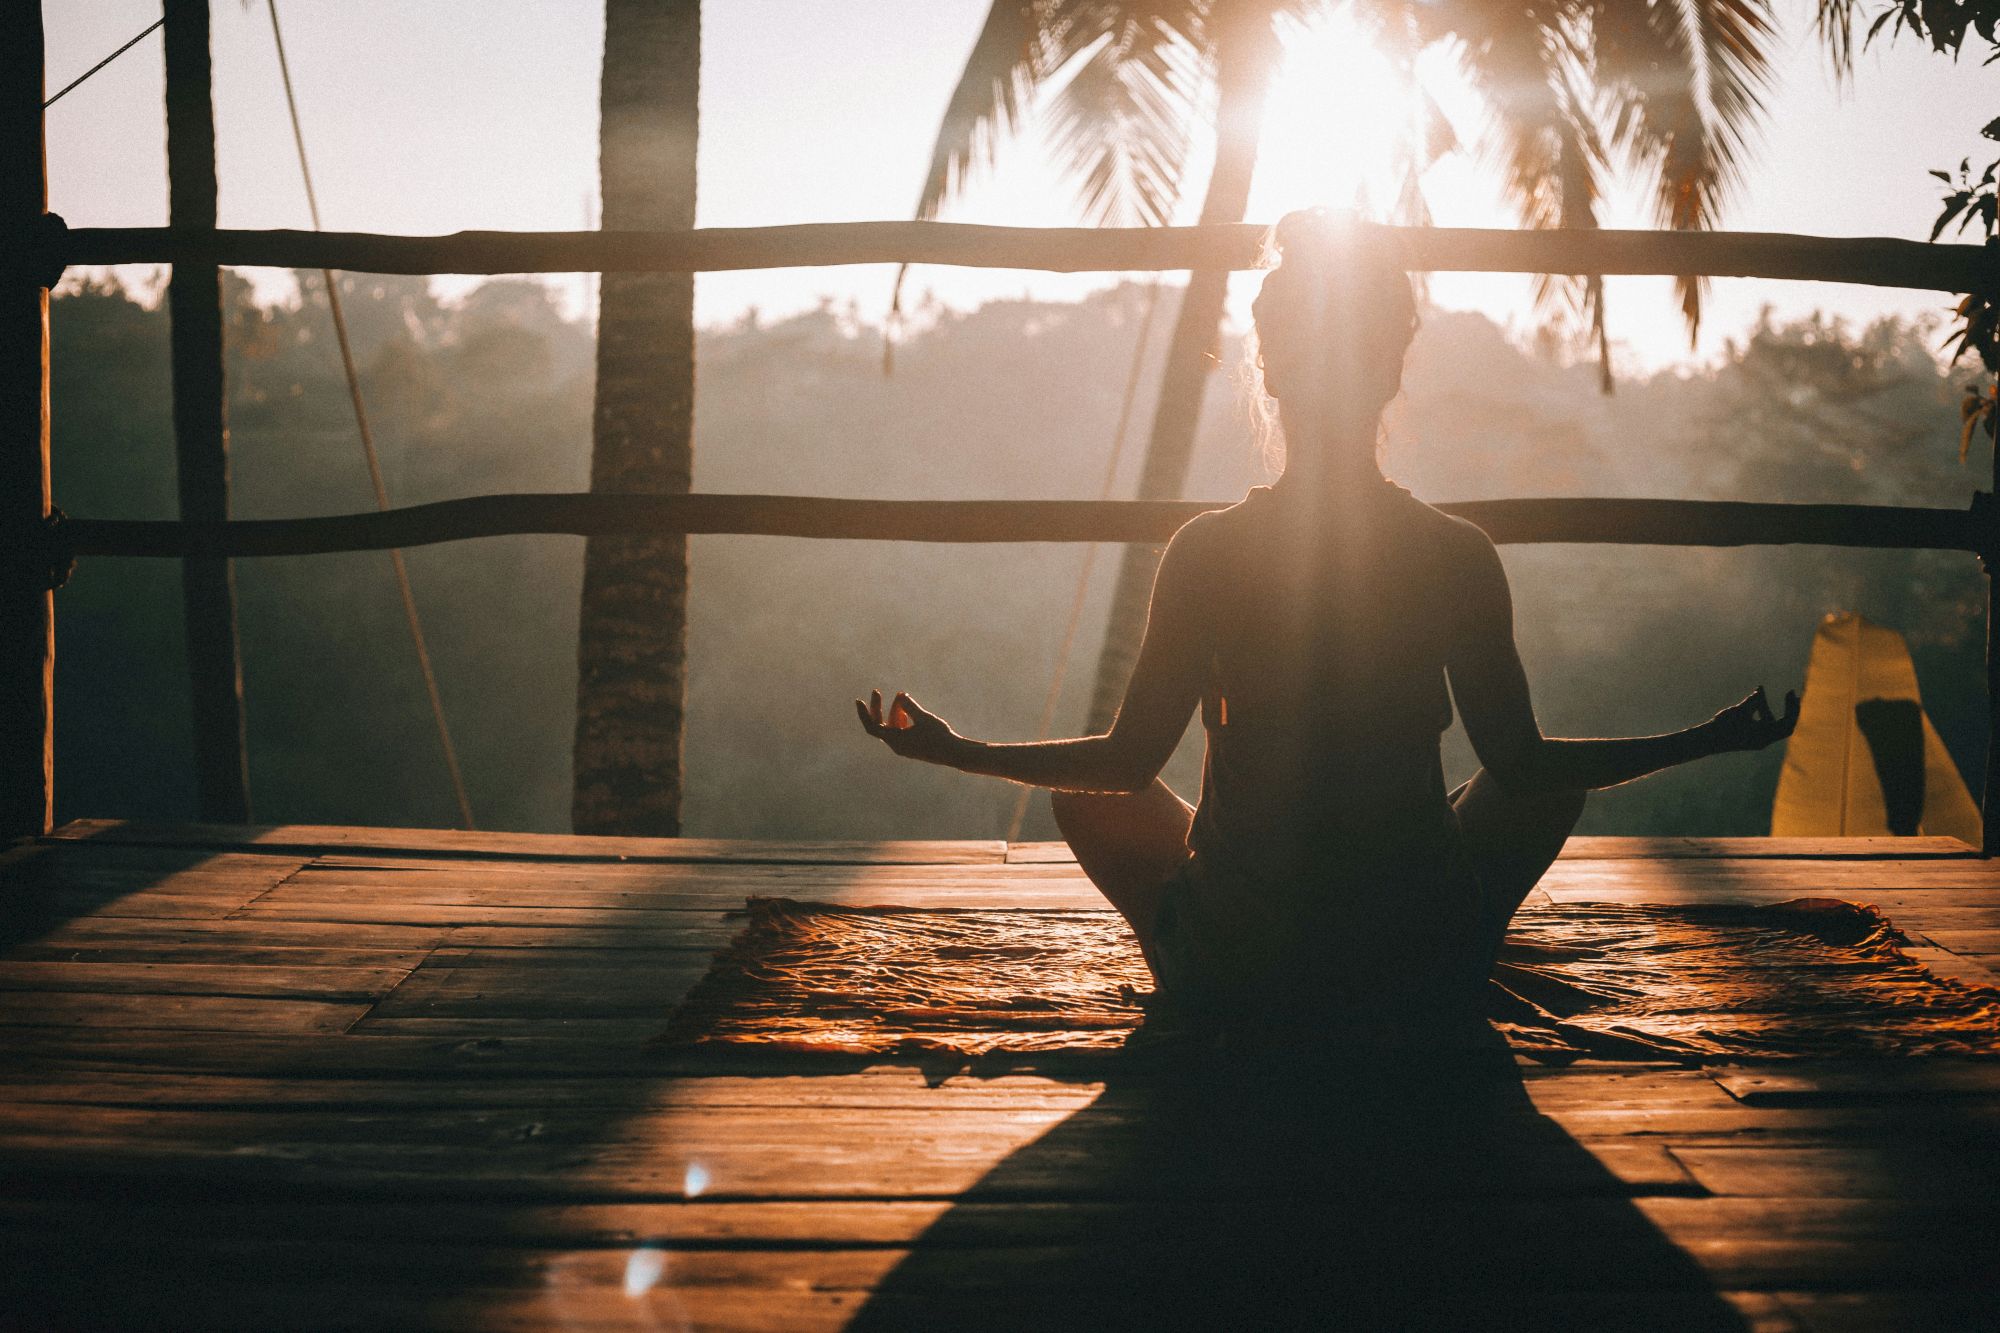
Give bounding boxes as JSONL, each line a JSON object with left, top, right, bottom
{"left": 1250, "top": 8, "right": 1439, "bottom": 222}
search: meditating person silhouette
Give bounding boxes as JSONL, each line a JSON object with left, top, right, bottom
{"left": 858, "top": 208, "right": 1799, "bottom": 1037}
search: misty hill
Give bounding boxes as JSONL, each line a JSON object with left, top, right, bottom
{"left": 48, "top": 274, "right": 1990, "bottom": 838}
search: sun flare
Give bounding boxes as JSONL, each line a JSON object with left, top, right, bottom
{"left": 1253, "top": 10, "right": 1439, "bottom": 221}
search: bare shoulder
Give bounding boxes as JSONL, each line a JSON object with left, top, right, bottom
{"left": 1164, "top": 491, "right": 1260, "bottom": 562}
{"left": 1406, "top": 495, "right": 1507, "bottom": 597}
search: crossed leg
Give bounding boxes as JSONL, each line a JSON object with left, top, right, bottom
{"left": 1049, "top": 780, "right": 1194, "bottom": 978}
{"left": 1448, "top": 767, "right": 1588, "bottom": 968}
{"left": 1051, "top": 769, "right": 1586, "bottom": 982}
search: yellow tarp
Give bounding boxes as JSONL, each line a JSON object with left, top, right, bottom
{"left": 1770, "top": 612, "right": 1980, "bottom": 841}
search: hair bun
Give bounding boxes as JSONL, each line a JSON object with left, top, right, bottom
{"left": 1268, "top": 208, "right": 1399, "bottom": 273}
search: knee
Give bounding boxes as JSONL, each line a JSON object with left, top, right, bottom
{"left": 1541, "top": 782, "right": 1587, "bottom": 822}
{"left": 1049, "top": 788, "right": 1090, "bottom": 840}
{"left": 1515, "top": 778, "right": 1587, "bottom": 829}
{"left": 1461, "top": 767, "right": 1586, "bottom": 830}
{"left": 1050, "top": 788, "right": 1130, "bottom": 845}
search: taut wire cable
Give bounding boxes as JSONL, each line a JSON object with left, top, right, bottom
{"left": 43, "top": 18, "right": 165, "bottom": 109}
{"left": 1004, "top": 279, "right": 1165, "bottom": 842}
{"left": 266, "top": 0, "right": 476, "bottom": 829}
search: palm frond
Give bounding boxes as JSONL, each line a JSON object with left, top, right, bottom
{"left": 1813, "top": 0, "right": 1859, "bottom": 80}
{"left": 1448, "top": 13, "right": 1598, "bottom": 291}
{"left": 913, "top": 1, "right": 1051, "bottom": 222}
{"left": 1043, "top": 6, "right": 1205, "bottom": 225}
{"left": 1588, "top": 0, "right": 1777, "bottom": 339}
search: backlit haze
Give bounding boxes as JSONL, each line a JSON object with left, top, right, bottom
{"left": 43, "top": 0, "right": 2000, "bottom": 372}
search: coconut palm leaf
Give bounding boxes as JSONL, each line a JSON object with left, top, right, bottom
{"left": 912, "top": 1, "right": 1051, "bottom": 223}
{"left": 1813, "top": 0, "right": 1860, "bottom": 77}
{"left": 1588, "top": 0, "right": 1776, "bottom": 339}
{"left": 1444, "top": 2, "right": 1613, "bottom": 379}
{"left": 891, "top": 0, "right": 1208, "bottom": 362}
{"left": 1043, "top": 6, "right": 1205, "bottom": 224}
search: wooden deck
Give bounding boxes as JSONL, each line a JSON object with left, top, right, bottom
{"left": 2, "top": 821, "right": 1998, "bottom": 1330}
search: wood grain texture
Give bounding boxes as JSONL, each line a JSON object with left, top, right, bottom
{"left": 1, "top": 825, "right": 1996, "bottom": 1329}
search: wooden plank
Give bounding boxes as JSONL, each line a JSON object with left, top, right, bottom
{"left": 1536, "top": 859, "right": 2000, "bottom": 897}
{"left": 0, "top": 0, "right": 52, "bottom": 841}
{"left": 0, "top": 1071, "right": 1113, "bottom": 1113}
{"left": 1004, "top": 836, "right": 1984, "bottom": 864}
{"left": 0, "top": 845, "right": 306, "bottom": 893}
{"left": 5, "top": 939, "right": 436, "bottom": 968}
{"left": 0, "top": 1027, "right": 692, "bottom": 1077}
{"left": 1557, "top": 836, "right": 1979, "bottom": 860}
{"left": 0, "top": 960, "right": 414, "bottom": 1000}
{"left": 1668, "top": 1145, "right": 2000, "bottom": 1198}
{"left": 444, "top": 920, "right": 741, "bottom": 950}
{"left": 1005, "top": 842, "right": 1074, "bottom": 863}
{"left": 15, "top": 917, "right": 449, "bottom": 953}
{"left": 356, "top": 953, "right": 709, "bottom": 1023}
{"left": 238, "top": 887, "right": 1110, "bottom": 918}
{"left": 300, "top": 855, "right": 1088, "bottom": 882}
{"left": 1532, "top": 1101, "right": 2000, "bottom": 1142}
{"left": 421, "top": 945, "right": 719, "bottom": 969}
{"left": 1899, "top": 944, "right": 2000, "bottom": 988}
{"left": 0, "top": 1113, "right": 1697, "bottom": 1201}
{"left": 49, "top": 819, "right": 1006, "bottom": 864}
{"left": 1707, "top": 1061, "right": 2000, "bottom": 1105}
{"left": 0, "top": 1193, "right": 1982, "bottom": 1264}
{"left": 1772, "top": 1291, "right": 2000, "bottom": 1330}
{"left": 0, "top": 991, "right": 368, "bottom": 1034}
{"left": 0, "top": 1220, "right": 1982, "bottom": 1311}
{"left": 1917, "top": 928, "right": 2000, "bottom": 953}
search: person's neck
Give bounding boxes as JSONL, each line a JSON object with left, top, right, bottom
{"left": 1273, "top": 407, "right": 1388, "bottom": 497}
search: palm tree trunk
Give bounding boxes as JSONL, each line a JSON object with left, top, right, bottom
{"left": 1085, "top": 14, "right": 1276, "bottom": 731}
{"left": 573, "top": 0, "right": 699, "bottom": 836}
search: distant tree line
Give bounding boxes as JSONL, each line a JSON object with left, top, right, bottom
{"left": 47, "top": 272, "right": 1989, "bottom": 837}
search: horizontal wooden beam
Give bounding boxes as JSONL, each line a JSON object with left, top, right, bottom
{"left": 55, "top": 493, "right": 1981, "bottom": 557}
{"left": 58, "top": 221, "right": 2000, "bottom": 292}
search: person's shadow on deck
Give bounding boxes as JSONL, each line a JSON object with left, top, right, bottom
{"left": 850, "top": 1036, "right": 1749, "bottom": 1331}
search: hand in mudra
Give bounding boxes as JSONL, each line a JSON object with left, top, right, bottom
{"left": 1709, "top": 685, "right": 1801, "bottom": 753}
{"left": 855, "top": 689, "right": 961, "bottom": 764}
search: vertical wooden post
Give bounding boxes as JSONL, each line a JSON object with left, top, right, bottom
{"left": 0, "top": 5, "right": 53, "bottom": 840}
{"left": 1985, "top": 369, "right": 2000, "bottom": 856}
{"left": 163, "top": 0, "right": 250, "bottom": 822}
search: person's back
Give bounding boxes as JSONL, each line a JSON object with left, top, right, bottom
{"left": 1188, "top": 479, "right": 1471, "bottom": 872}
{"left": 856, "top": 207, "right": 1799, "bottom": 1041}
{"left": 1163, "top": 480, "right": 1491, "bottom": 1025}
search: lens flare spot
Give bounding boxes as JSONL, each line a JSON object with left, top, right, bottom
{"left": 683, "top": 1162, "right": 710, "bottom": 1198}
{"left": 623, "top": 1245, "right": 667, "bottom": 1297}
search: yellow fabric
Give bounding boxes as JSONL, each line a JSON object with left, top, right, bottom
{"left": 1771, "top": 612, "right": 1979, "bottom": 841}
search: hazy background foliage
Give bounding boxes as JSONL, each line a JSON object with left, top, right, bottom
{"left": 49, "top": 274, "right": 1992, "bottom": 838}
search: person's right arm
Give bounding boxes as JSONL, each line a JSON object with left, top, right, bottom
{"left": 1442, "top": 530, "right": 1798, "bottom": 792}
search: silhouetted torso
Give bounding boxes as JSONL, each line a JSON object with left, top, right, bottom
{"left": 1157, "top": 479, "right": 1489, "bottom": 1022}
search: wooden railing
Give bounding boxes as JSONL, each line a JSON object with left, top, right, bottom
{"left": 6, "top": 3, "right": 1999, "bottom": 849}
{"left": 48, "top": 495, "right": 1989, "bottom": 559}
{"left": 47, "top": 221, "right": 2000, "bottom": 291}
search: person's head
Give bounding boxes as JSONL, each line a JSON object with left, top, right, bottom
{"left": 1248, "top": 209, "right": 1418, "bottom": 479}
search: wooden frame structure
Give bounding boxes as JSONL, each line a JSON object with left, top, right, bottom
{"left": 7, "top": 7, "right": 2000, "bottom": 848}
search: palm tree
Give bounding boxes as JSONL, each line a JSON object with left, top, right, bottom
{"left": 909, "top": 0, "right": 1779, "bottom": 728}
{"left": 573, "top": 0, "right": 700, "bottom": 836}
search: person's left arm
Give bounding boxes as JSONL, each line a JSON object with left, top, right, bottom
{"left": 856, "top": 524, "right": 1209, "bottom": 794}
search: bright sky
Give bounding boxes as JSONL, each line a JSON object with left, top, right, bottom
{"left": 40, "top": 0, "right": 2000, "bottom": 371}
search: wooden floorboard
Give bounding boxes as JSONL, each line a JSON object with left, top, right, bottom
{"left": 1, "top": 824, "right": 1995, "bottom": 1330}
